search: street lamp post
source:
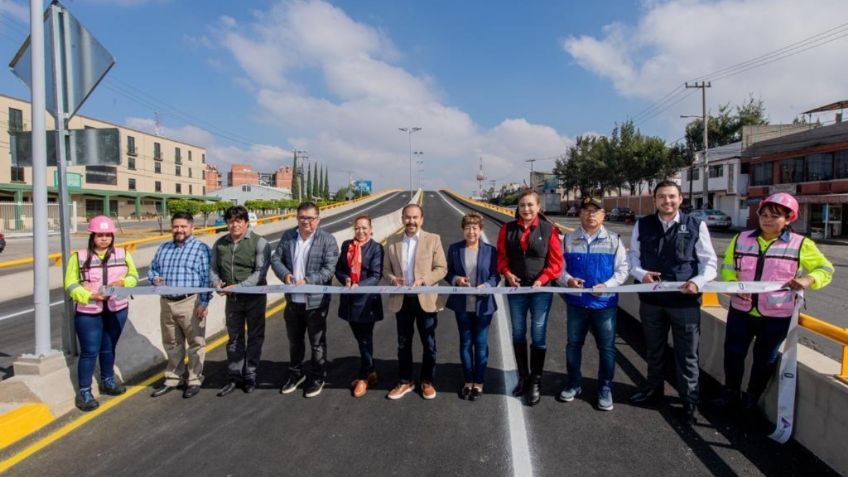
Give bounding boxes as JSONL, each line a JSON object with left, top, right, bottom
{"left": 399, "top": 127, "right": 421, "bottom": 195}
{"left": 414, "top": 151, "right": 424, "bottom": 189}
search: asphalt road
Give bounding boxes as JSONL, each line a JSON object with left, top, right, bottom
{"left": 0, "top": 191, "right": 834, "bottom": 476}
{"left": 548, "top": 215, "right": 848, "bottom": 362}
{"left": 0, "top": 191, "right": 412, "bottom": 379}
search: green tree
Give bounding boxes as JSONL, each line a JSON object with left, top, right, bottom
{"left": 322, "top": 165, "right": 330, "bottom": 199}
{"left": 306, "top": 163, "right": 313, "bottom": 199}
{"left": 312, "top": 163, "right": 320, "bottom": 199}
{"left": 291, "top": 153, "right": 301, "bottom": 201}
{"left": 685, "top": 96, "right": 768, "bottom": 151}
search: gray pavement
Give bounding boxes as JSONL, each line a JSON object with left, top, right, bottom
{"left": 549, "top": 216, "right": 848, "bottom": 362}
{"left": 0, "top": 192, "right": 412, "bottom": 380}
{"left": 0, "top": 191, "right": 835, "bottom": 476}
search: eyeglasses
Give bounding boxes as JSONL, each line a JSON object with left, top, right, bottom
{"left": 297, "top": 216, "right": 318, "bottom": 222}
{"left": 580, "top": 209, "right": 604, "bottom": 216}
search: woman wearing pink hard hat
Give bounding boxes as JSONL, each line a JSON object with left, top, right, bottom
{"left": 712, "top": 192, "right": 834, "bottom": 415}
{"left": 64, "top": 215, "right": 139, "bottom": 411}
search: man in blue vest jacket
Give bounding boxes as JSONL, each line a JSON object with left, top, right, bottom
{"left": 628, "top": 181, "right": 717, "bottom": 425}
{"left": 557, "top": 197, "right": 629, "bottom": 411}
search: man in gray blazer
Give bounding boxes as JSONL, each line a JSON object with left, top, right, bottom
{"left": 271, "top": 201, "right": 340, "bottom": 398}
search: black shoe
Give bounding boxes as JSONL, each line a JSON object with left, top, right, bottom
{"left": 182, "top": 385, "right": 201, "bottom": 399}
{"left": 304, "top": 379, "right": 324, "bottom": 398}
{"left": 512, "top": 378, "right": 526, "bottom": 397}
{"left": 100, "top": 377, "right": 126, "bottom": 396}
{"left": 75, "top": 389, "right": 99, "bottom": 412}
{"left": 459, "top": 386, "right": 472, "bottom": 400}
{"left": 527, "top": 375, "right": 542, "bottom": 406}
{"left": 628, "top": 386, "right": 663, "bottom": 405}
{"left": 280, "top": 374, "right": 306, "bottom": 394}
{"left": 512, "top": 342, "right": 529, "bottom": 397}
{"left": 681, "top": 402, "right": 697, "bottom": 425}
{"left": 741, "top": 392, "right": 759, "bottom": 412}
{"left": 151, "top": 384, "right": 177, "bottom": 398}
{"left": 243, "top": 380, "right": 256, "bottom": 394}
{"left": 711, "top": 387, "right": 741, "bottom": 410}
{"left": 469, "top": 387, "right": 482, "bottom": 402}
{"left": 217, "top": 381, "right": 238, "bottom": 397}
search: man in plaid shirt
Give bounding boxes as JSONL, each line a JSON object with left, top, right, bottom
{"left": 148, "top": 212, "right": 213, "bottom": 399}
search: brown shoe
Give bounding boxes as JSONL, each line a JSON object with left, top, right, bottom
{"left": 387, "top": 382, "right": 415, "bottom": 400}
{"left": 352, "top": 379, "right": 368, "bottom": 398}
{"left": 367, "top": 371, "right": 378, "bottom": 386}
{"left": 421, "top": 381, "right": 437, "bottom": 400}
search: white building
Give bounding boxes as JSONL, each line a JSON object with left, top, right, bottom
{"left": 680, "top": 141, "right": 749, "bottom": 227}
{"left": 208, "top": 184, "right": 292, "bottom": 206}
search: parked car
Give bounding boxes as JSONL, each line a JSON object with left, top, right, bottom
{"left": 0, "top": 232, "right": 5, "bottom": 253}
{"left": 565, "top": 205, "right": 578, "bottom": 217}
{"left": 609, "top": 207, "right": 635, "bottom": 223}
{"left": 690, "top": 209, "right": 732, "bottom": 230}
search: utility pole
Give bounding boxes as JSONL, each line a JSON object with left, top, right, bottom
{"left": 399, "top": 127, "right": 421, "bottom": 195}
{"left": 686, "top": 81, "right": 711, "bottom": 209}
{"left": 525, "top": 158, "right": 537, "bottom": 190}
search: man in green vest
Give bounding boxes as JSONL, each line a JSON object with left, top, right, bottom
{"left": 210, "top": 205, "right": 271, "bottom": 396}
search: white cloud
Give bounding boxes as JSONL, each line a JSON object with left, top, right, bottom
{"left": 563, "top": 0, "right": 848, "bottom": 131}
{"left": 212, "top": 0, "right": 573, "bottom": 192}
{"left": 0, "top": 0, "right": 28, "bottom": 24}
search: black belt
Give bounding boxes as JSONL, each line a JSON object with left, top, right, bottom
{"left": 163, "top": 294, "right": 193, "bottom": 302}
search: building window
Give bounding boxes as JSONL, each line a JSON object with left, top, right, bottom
{"left": 8, "top": 108, "right": 23, "bottom": 132}
{"left": 189, "top": 184, "right": 193, "bottom": 195}
{"left": 127, "top": 136, "right": 137, "bottom": 156}
{"left": 85, "top": 166, "right": 118, "bottom": 185}
{"left": 835, "top": 150, "right": 848, "bottom": 179}
{"left": 155, "top": 181, "right": 162, "bottom": 193}
{"left": 708, "top": 165, "right": 723, "bottom": 178}
{"left": 203, "top": 186, "right": 206, "bottom": 195}
{"left": 188, "top": 168, "right": 192, "bottom": 178}
{"left": 202, "top": 153, "right": 206, "bottom": 164}
{"left": 128, "top": 157, "right": 136, "bottom": 170}
{"left": 805, "top": 153, "right": 833, "bottom": 182}
{"left": 188, "top": 150, "right": 192, "bottom": 161}
{"left": 751, "top": 162, "right": 773, "bottom": 186}
{"left": 176, "top": 165, "right": 182, "bottom": 177}
{"left": 242, "top": 185, "right": 251, "bottom": 192}
{"left": 155, "top": 161, "right": 162, "bottom": 174}
{"left": 10, "top": 166, "right": 24, "bottom": 182}
{"left": 128, "top": 178, "right": 136, "bottom": 190}
{"left": 154, "top": 142, "right": 162, "bottom": 160}
{"left": 687, "top": 168, "right": 699, "bottom": 181}
{"left": 202, "top": 169, "right": 206, "bottom": 180}
{"left": 175, "top": 147, "right": 182, "bottom": 164}
{"left": 779, "top": 157, "right": 804, "bottom": 183}
{"left": 176, "top": 183, "right": 182, "bottom": 194}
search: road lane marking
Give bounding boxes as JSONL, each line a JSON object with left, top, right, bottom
{"left": 0, "top": 299, "right": 287, "bottom": 473}
{"left": 436, "top": 191, "right": 534, "bottom": 477}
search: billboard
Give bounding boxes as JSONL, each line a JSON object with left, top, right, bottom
{"left": 353, "top": 180, "right": 372, "bottom": 193}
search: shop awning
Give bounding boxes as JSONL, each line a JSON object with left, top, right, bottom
{"left": 796, "top": 193, "right": 848, "bottom": 204}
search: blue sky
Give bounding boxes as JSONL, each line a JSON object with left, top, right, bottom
{"left": 0, "top": 0, "right": 845, "bottom": 194}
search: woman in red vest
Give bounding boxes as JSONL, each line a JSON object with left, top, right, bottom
{"left": 713, "top": 193, "right": 833, "bottom": 412}
{"left": 64, "top": 216, "right": 138, "bottom": 411}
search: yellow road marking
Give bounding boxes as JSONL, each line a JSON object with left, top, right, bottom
{"left": 0, "top": 299, "right": 287, "bottom": 474}
{"left": 0, "top": 405, "right": 53, "bottom": 451}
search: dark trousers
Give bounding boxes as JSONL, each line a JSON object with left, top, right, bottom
{"left": 349, "top": 321, "right": 375, "bottom": 379}
{"left": 724, "top": 307, "right": 791, "bottom": 398}
{"left": 224, "top": 294, "right": 267, "bottom": 383}
{"left": 396, "top": 296, "right": 438, "bottom": 384}
{"left": 74, "top": 308, "right": 128, "bottom": 390}
{"left": 640, "top": 301, "right": 701, "bottom": 404}
{"left": 454, "top": 311, "right": 493, "bottom": 384}
{"left": 285, "top": 302, "right": 328, "bottom": 381}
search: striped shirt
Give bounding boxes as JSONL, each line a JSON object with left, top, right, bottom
{"left": 148, "top": 235, "right": 213, "bottom": 306}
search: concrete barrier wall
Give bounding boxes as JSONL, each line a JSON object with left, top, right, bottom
{"left": 618, "top": 293, "right": 848, "bottom": 475}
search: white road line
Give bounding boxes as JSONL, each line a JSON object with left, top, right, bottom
{"left": 436, "top": 191, "right": 534, "bottom": 477}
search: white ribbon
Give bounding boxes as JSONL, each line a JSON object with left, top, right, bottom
{"left": 768, "top": 291, "right": 804, "bottom": 444}
{"left": 103, "top": 281, "right": 787, "bottom": 299}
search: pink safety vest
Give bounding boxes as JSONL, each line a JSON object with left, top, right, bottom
{"left": 76, "top": 248, "right": 130, "bottom": 314}
{"left": 730, "top": 230, "right": 804, "bottom": 318}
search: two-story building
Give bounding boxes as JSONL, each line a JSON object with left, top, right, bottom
{"left": 742, "top": 120, "right": 848, "bottom": 237}
{"left": 679, "top": 141, "right": 750, "bottom": 227}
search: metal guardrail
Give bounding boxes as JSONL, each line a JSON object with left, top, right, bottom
{"left": 0, "top": 191, "right": 394, "bottom": 270}
{"left": 442, "top": 189, "right": 848, "bottom": 385}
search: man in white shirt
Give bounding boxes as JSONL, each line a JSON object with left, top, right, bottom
{"left": 271, "top": 202, "right": 339, "bottom": 398}
{"left": 627, "top": 181, "right": 717, "bottom": 425}
{"left": 383, "top": 204, "right": 447, "bottom": 400}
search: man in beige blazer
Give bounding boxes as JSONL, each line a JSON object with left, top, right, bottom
{"left": 383, "top": 203, "right": 447, "bottom": 400}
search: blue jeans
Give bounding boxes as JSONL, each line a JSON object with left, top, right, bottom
{"left": 74, "top": 308, "right": 128, "bottom": 390}
{"left": 454, "top": 311, "right": 493, "bottom": 384}
{"left": 507, "top": 292, "right": 552, "bottom": 349}
{"left": 724, "top": 307, "right": 791, "bottom": 397}
{"left": 565, "top": 304, "right": 617, "bottom": 390}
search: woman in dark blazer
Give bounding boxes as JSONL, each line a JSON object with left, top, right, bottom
{"left": 446, "top": 212, "right": 499, "bottom": 401}
{"left": 335, "top": 214, "right": 384, "bottom": 398}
